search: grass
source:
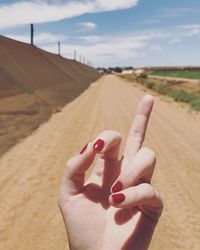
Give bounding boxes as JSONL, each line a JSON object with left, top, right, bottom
{"left": 119, "top": 74, "right": 200, "bottom": 111}
{"left": 146, "top": 81, "right": 200, "bottom": 111}
{"left": 151, "top": 70, "right": 200, "bottom": 80}
{"left": 168, "top": 89, "right": 200, "bottom": 111}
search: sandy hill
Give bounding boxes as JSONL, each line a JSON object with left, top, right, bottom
{"left": 0, "top": 35, "right": 100, "bottom": 155}
{"left": 0, "top": 35, "right": 99, "bottom": 99}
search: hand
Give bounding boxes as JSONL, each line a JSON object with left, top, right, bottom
{"left": 58, "top": 95, "right": 163, "bottom": 250}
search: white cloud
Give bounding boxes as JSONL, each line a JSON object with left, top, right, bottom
{"left": 37, "top": 24, "right": 200, "bottom": 67}
{"left": 149, "top": 44, "right": 163, "bottom": 52}
{"left": 159, "top": 8, "right": 200, "bottom": 18}
{"left": 35, "top": 33, "right": 67, "bottom": 43}
{"left": 78, "top": 36, "right": 103, "bottom": 43}
{"left": 3, "top": 23, "right": 200, "bottom": 67}
{"left": 4, "top": 32, "right": 67, "bottom": 44}
{"left": 167, "top": 24, "right": 200, "bottom": 45}
{"left": 78, "top": 22, "right": 97, "bottom": 30}
{"left": 39, "top": 32, "right": 151, "bottom": 66}
{"left": 178, "top": 24, "right": 200, "bottom": 37}
{"left": 168, "top": 38, "right": 181, "bottom": 45}
{"left": 94, "top": 0, "right": 138, "bottom": 11}
{"left": 0, "top": 0, "right": 138, "bottom": 29}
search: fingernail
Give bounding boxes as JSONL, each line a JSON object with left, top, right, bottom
{"left": 111, "top": 193, "right": 125, "bottom": 204}
{"left": 93, "top": 139, "right": 104, "bottom": 152}
{"left": 111, "top": 181, "right": 123, "bottom": 193}
{"left": 80, "top": 143, "right": 88, "bottom": 154}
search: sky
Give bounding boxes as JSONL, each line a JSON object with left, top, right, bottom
{"left": 0, "top": 0, "right": 200, "bottom": 68}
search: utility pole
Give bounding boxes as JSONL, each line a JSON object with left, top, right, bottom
{"left": 80, "top": 54, "right": 82, "bottom": 63}
{"left": 30, "top": 23, "right": 34, "bottom": 45}
{"left": 58, "top": 41, "right": 61, "bottom": 56}
{"left": 74, "top": 50, "right": 76, "bottom": 60}
{"left": 83, "top": 57, "right": 85, "bottom": 64}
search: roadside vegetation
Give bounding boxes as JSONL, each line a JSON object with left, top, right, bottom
{"left": 151, "top": 70, "right": 200, "bottom": 80}
{"left": 120, "top": 74, "right": 200, "bottom": 111}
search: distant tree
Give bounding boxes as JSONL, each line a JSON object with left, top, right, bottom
{"left": 134, "top": 69, "right": 148, "bottom": 85}
{"left": 114, "top": 67, "right": 122, "bottom": 73}
{"left": 125, "top": 66, "right": 134, "bottom": 70}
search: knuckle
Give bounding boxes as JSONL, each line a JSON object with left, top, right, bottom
{"left": 100, "top": 129, "right": 121, "bottom": 137}
{"left": 142, "top": 183, "right": 157, "bottom": 199}
{"left": 65, "top": 155, "right": 78, "bottom": 168}
{"left": 152, "top": 187, "right": 164, "bottom": 212}
{"left": 64, "top": 157, "right": 76, "bottom": 175}
{"left": 115, "top": 131, "right": 122, "bottom": 143}
{"left": 109, "top": 130, "right": 122, "bottom": 140}
{"left": 151, "top": 187, "right": 163, "bottom": 206}
{"left": 151, "top": 186, "right": 159, "bottom": 200}
{"left": 66, "top": 158, "right": 73, "bottom": 168}
{"left": 65, "top": 160, "right": 73, "bottom": 171}
{"left": 128, "top": 129, "right": 143, "bottom": 143}
{"left": 141, "top": 147, "right": 156, "bottom": 164}
{"left": 96, "top": 130, "right": 122, "bottom": 146}
{"left": 116, "top": 131, "right": 122, "bottom": 139}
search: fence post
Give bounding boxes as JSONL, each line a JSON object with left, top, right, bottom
{"left": 31, "top": 23, "right": 34, "bottom": 45}
{"left": 58, "top": 41, "right": 61, "bottom": 56}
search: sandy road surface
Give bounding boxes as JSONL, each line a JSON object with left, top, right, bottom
{"left": 0, "top": 75, "right": 199, "bottom": 250}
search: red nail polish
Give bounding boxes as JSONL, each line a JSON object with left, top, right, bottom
{"left": 112, "top": 193, "right": 125, "bottom": 204}
{"left": 93, "top": 139, "right": 104, "bottom": 152}
{"left": 80, "top": 143, "right": 88, "bottom": 154}
{"left": 112, "top": 181, "right": 123, "bottom": 193}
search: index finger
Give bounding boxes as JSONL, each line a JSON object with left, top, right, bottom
{"left": 92, "top": 130, "right": 122, "bottom": 161}
{"left": 124, "top": 95, "right": 154, "bottom": 157}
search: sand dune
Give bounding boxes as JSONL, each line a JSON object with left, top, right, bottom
{"left": 0, "top": 36, "right": 99, "bottom": 96}
{"left": 0, "top": 36, "right": 100, "bottom": 156}
{"left": 0, "top": 75, "right": 199, "bottom": 250}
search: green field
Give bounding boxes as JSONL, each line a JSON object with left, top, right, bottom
{"left": 151, "top": 71, "right": 200, "bottom": 80}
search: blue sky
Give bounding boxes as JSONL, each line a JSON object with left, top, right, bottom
{"left": 0, "top": 0, "right": 200, "bottom": 67}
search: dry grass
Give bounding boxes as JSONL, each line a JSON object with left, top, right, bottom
{"left": 120, "top": 74, "right": 200, "bottom": 111}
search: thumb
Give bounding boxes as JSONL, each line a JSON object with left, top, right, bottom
{"left": 59, "top": 142, "right": 95, "bottom": 202}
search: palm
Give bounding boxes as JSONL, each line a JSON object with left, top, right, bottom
{"left": 61, "top": 159, "right": 141, "bottom": 249}
{"left": 59, "top": 95, "right": 163, "bottom": 250}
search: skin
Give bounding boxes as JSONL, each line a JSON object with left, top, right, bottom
{"left": 58, "top": 95, "right": 163, "bottom": 250}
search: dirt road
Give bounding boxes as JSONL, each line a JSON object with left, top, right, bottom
{"left": 0, "top": 75, "right": 199, "bottom": 250}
